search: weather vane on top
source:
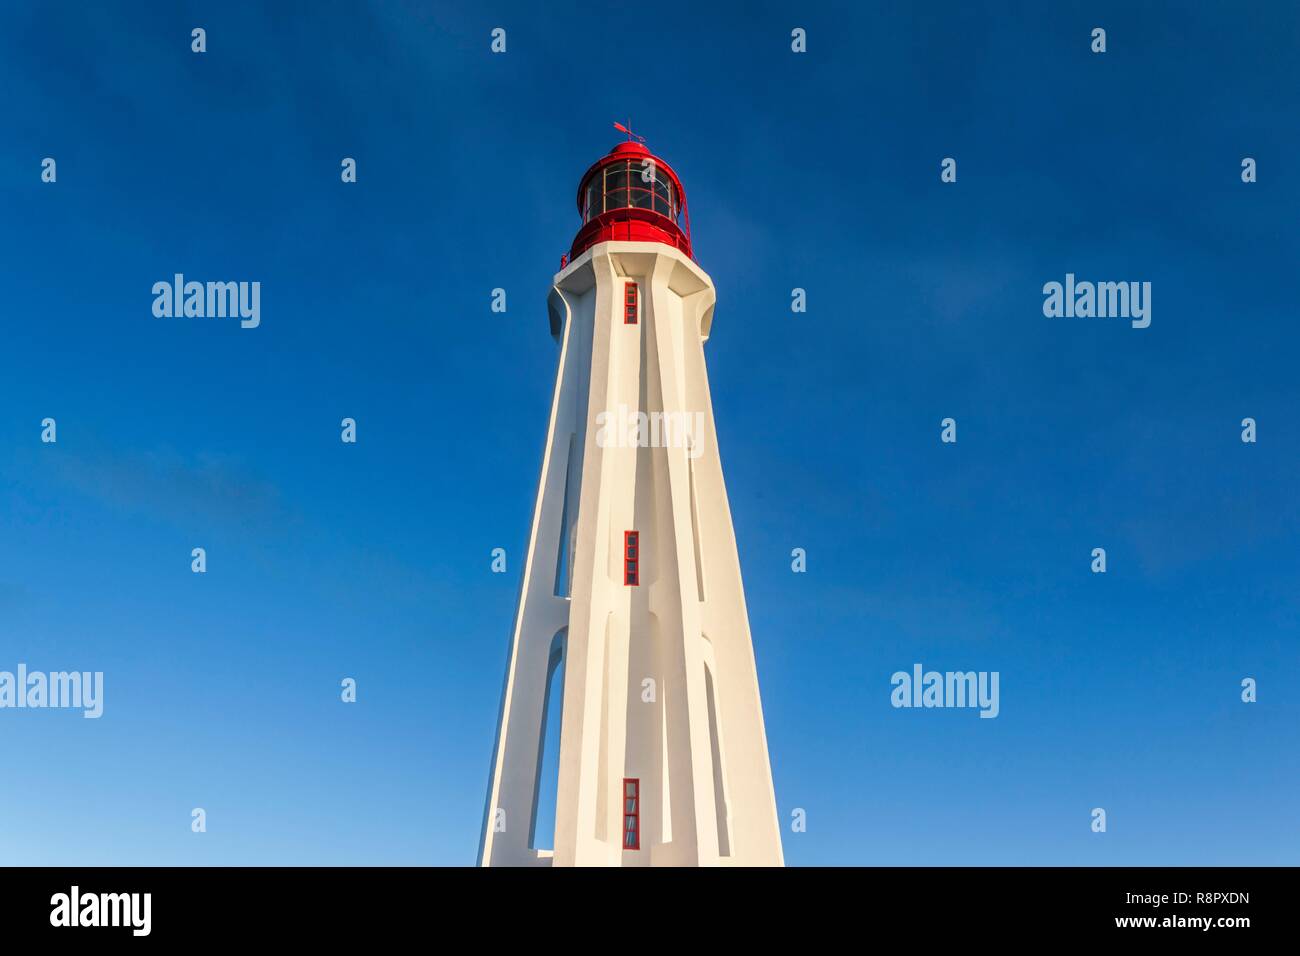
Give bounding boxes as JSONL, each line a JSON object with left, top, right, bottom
{"left": 613, "top": 120, "right": 646, "bottom": 145}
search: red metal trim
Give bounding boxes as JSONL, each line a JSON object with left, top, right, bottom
{"left": 681, "top": 188, "right": 691, "bottom": 254}
{"left": 570, "top": 208, "right": 691, "bottom": 261}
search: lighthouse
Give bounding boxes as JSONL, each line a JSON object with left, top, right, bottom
{"left": 479, "top": 133, "right": 784, "bottom": 866}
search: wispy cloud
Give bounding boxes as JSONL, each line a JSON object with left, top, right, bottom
{"left": 48, "top": 447, "right": 285, "bottom": 532}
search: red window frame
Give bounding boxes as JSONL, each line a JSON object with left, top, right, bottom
{"left": 624, "top": 282, "right": 638, "bottom": 324}
{"left": 624, "top": 530, "right": 639, "bottom": 586}
{"left": 623, "top": 777, "right": 640, "bottom": 849}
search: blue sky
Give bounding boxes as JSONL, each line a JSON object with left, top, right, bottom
{"left": 1, "top": 0, "right": 1297, "bottom": 865}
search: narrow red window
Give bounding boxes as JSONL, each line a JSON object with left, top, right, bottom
{"left": 624, "top": 282, "right": 638, "bottom": 324}
{"left": 624, "top": 531, "right": 639, "bottom": 586}
{"left": 623, "top": 778, "right": 640, "bottom": 849}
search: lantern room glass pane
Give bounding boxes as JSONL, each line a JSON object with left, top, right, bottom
{"left": 604, "top": 162, "right": 630, "bottom": 191}
{"left": 584, "top": 180, "right": 602, "bottom": 221}
{"left": 585, "top": 160, "right": 680, "bottom": 224}
{"left": 652, "top": 177, "right": 673, "bottom": 216}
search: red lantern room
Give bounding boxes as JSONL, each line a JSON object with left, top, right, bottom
{"left": 567, "top": 139, "right": 693, "bottom": 264}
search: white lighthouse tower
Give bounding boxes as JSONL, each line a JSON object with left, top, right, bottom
{"left": 479, "top": 134, "right": 783, "bottom": 866}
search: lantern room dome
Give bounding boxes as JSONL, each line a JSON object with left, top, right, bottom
{"left": 569, "top": 140, "right": 692, "bottom": 262}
